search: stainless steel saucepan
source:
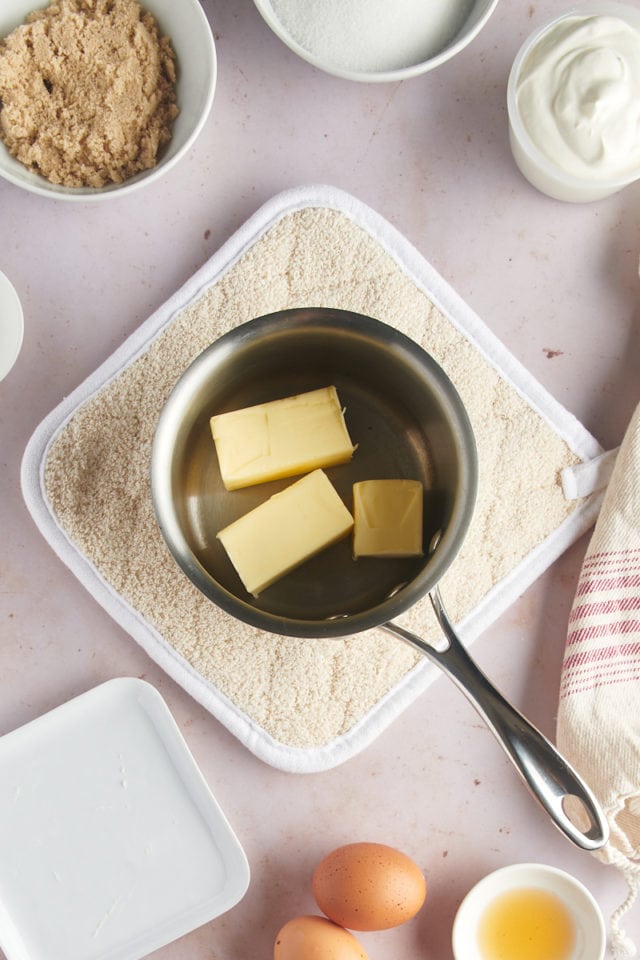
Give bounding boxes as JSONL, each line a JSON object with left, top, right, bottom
{"left": 151, "top": 308, "right": 608, "bottom": 851}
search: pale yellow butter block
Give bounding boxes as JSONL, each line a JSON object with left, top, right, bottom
{"left": 217, "top": 469, "right": 354, "bottom": 596}
{"left": 353, "top": 479, "right": 423, "bottom": 558}
{"left": 210, "top": 386, "right": 356, "bottom": 491}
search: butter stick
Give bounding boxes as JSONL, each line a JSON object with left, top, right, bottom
{"left": 353, "top": 480, "right": 423, "bottom": 558}
{"left": 210, "top": 386, "right": 356, "bottom": 491}
{"left": 217, "top": 469, "right": 354, "bottom": 596}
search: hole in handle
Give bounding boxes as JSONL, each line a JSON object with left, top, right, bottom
{"left": 562, "top": 793, "right": 608, "bottom": 843}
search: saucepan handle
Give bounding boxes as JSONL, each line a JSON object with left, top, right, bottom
{"left": 384, "top": 590, "right": 609, "bottom": 851}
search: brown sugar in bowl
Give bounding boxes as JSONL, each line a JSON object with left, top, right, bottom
{"left": 0, "top": 0, "right": 216, "bottom": 200}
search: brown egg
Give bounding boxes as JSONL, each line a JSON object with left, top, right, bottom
{"left": 274, "top": 915, "right": 368, "bottom": 960}
{"left": 312, "top": 841, "right": 427, "bottom": 931}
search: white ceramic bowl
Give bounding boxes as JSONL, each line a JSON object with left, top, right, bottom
{"left": 452, "top": 863, "right": 606, "bottom": 960}
{"left": 0, "top": 0, "right": 216, "bottom": 201}
{"left": 0, "top": 270, "right": 24, "bottom": 380}
{"left": 252, "top": 0, "right": 500, "bottom": 83}
{"left": 507, "top": 3, "right": 640, "bottom": 202}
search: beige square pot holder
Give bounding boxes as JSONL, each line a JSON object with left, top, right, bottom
{"left": 22, "top": 185, "right": 610, "bottom": 772}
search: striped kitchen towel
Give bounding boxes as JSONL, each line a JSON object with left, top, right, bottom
{"left": 557, "top": 399, "right": 640, "bottom": 959}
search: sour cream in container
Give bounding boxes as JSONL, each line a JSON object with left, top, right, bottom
{"left": 507, "top": 3, "right": 640, "bottom": 201}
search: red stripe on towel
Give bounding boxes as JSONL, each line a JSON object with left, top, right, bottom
{"left": 563, "top": 639, "right": 640, "bottom": 670}
{"left": 575, "top": 573, "right": 640, "bottom": 596}
{"left": 560, "top": 665, "right": 640, "bottom": 698}
{"left": 567, "top": 620, "right": 640, "bottom": 647}
{"left": 582, "top": 547, "right": 640, "bottom": 569}
{"left": 569, "top": 595, "right": 640, "bottom": 623}
{"left": 562, "top": 657, "right": 639, "bottom": 684}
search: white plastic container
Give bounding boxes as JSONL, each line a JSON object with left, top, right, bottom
{"left": 507, "top": 3, "right": 640, "bottom": 202}
{"left": 0, "top": 679, "right": 250, "bottom": 960}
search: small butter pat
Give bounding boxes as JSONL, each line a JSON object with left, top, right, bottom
{"left": 353, "top": 479, "right": 423, "bottom": 558}
{"left": 210, "top": 386, "right": 356, "bottom": 491}
{"left": 217, "top": 469, "right": 354, "bottom": 595}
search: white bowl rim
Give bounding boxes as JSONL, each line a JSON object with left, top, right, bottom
{"left": 507, "top": 1, "right": 640, "bottom": 194}
{"left": 0, "top": 269, "right": 24, "bottom": 381}
{"left": 452, "top": 862, "right": 606, "bottom": 960}
{"left": 253, "top": 0, "right": 501, "bottom": 82}
{"left": 0, "top": 0, "right": 217, "bottom": 201}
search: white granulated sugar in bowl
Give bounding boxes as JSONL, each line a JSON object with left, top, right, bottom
{"left": 269, "top": 0, "right": 474, "bottom": 73}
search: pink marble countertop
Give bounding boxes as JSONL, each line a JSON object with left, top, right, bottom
{"left": 1, "top": 0, "right": 639, "bottom": 958}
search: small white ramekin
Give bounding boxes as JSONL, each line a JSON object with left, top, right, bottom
{"left": 507, "top": 3, "right": 640, "bottom": 202}
{"left": 452, "top": 863, "right": 606, "bottom": 960}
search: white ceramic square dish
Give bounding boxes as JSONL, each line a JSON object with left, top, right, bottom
{"left": 0, "top": 678, "right": 250, "bottom": 960}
